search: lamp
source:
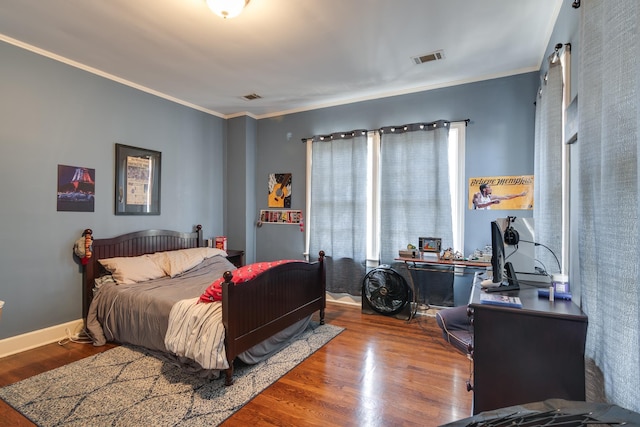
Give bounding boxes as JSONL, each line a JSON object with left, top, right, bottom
{"left": 206, "top": 0, "right": 250, "bottom": 19}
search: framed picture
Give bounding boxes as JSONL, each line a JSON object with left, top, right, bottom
{"left": 419, "top": 237, "right": 442, "bottom": 253}
{"left": 57, "top": 164, "right": 95, "bottom": 212}
{"left": 268, "top": 173, "right": 292, "bottom": 208}
{"left": 115, "top": 143, "right": 161, "bottom": 215}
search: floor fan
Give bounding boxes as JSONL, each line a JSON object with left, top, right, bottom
{"left": 362, "top": 265, "right": 413, "bottom": 320}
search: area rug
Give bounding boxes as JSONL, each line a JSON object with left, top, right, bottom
{"left": 0, "top": 322, "right": 343, "bottom": 427}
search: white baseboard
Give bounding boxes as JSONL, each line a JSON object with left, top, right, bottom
{"left": 0, "top": 319, "right": 85, "bottom": 359}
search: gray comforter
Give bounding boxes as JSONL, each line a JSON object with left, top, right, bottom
{"left": 86, "top": 255, "right": 235, "bottom": 351}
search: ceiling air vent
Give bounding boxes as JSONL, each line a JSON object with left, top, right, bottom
{"left": 242, "top": 93, "right": 262, "bottom": 101}
{"left": 411, "top": 50, "right": 445, "bottom": 65}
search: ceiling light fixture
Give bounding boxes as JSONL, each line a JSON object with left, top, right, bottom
{"left": 206, "top": 0, "right": 250, "bottom": 19}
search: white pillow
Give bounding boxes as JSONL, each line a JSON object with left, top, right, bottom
{"left": 158, "top": 247, "right": 227, "bottom": 277}
{"left": 98, "top": 254, "right": 168, "bottom": 285}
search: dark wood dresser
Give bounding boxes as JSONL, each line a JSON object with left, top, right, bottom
{"left": 468, "top": 280, "right": 588, "bottom": 414}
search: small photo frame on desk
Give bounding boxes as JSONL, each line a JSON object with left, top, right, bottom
{"left": 419, "top": 237, "right": 442, "bottom": 253}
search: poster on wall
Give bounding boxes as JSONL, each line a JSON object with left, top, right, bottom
{"left": 268, "top": 173, "right": 292, "bottom": 208}
{"left": 469, "top": 175, "right": 533, "bottom": 210}
{"left": 57, "top": 165, "right": 95, "bottom": 212}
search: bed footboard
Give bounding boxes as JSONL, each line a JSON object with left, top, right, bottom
{"left": 222, "top": 251, "right": 326, "bottom": 385}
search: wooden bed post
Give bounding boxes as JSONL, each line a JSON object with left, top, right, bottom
{"left": 319, "top": 250, "right": 326, "bottom": 325}
{"left": 195, "top": 224, "right": 203, "bottom": 247}
{"left": 82, "top": 229, "right": 94, "bottom": 323}
{"left": 221, "top": 270, "right": 236, "bottom": 386}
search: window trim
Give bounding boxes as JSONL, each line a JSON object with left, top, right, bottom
{"left": 450, "top": 121, "right": 466, "bottom": 254}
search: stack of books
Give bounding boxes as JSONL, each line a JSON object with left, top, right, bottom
{"left": 538, "top": 288, "right": 572, "bottom": 300}
{"left": 479, "top": 293, "right": 523, "bottom": 308}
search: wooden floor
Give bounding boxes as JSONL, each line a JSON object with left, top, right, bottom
{"left": 0, "top": 302, "right": 472, "bottom": 426}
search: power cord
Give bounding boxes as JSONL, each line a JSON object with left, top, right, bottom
{"left": 534, "top": 259, "right": 550, "bottom": 276}
{"left": 505, "top": 243, "right": 516, "bottom": 261}
{"left": 58, "top": 325, "right": 93, "bottom": 345}
{"left": 520, "top": 239, "right": 561, "bottom": 273}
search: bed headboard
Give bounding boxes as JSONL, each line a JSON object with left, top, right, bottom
{"left": 82, "top": 225, "right": 204, "bottom": 320}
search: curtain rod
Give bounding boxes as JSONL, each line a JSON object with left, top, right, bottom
{"left": 548, "top": 43, "right": 570, "bottom": 65}
{"left": 301, "top": 118, "right": 470, "bottom": 143}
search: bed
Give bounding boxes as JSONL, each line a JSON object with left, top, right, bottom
{"left": 82, "top": 225, "right": 326, "bottom": 385}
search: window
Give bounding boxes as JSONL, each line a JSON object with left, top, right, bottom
{"left": 306, "top": 121, "right": 466, "bottom": 292}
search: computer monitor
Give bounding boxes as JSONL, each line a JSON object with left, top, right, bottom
{"left": 487, "top": 220, "right": 520, "bottom": 292}
{"left": 490, "top": 220, "right": 505, "bottom": 284}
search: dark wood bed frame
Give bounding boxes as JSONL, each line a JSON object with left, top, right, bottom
{"left": 81, "top": 225, "right": 326, "bottom": 385}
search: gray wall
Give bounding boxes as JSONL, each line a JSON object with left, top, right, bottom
{"left": 251, "top": 73, "right": 539, "bottom": 262}
{"left": 226, "top": 116, "right": 257, "bottom": 262}
{"left": 0, "top": 41, "right": 226, "bottom": 339}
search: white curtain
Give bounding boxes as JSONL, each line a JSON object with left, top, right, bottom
{"left": 533, "top": 60, "right": 564, "bottom": 275}
{"left": 379, "top": 122, "right": 452, "bottom": 265}
{"left": 309, "top": 133, "right": 367, "bottom": 295}
{"left": 578, "top": 0, "right": 639, "bottom": 411}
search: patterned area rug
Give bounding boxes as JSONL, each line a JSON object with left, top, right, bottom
{"left": 0, "top": 322, "right": 343, "bottom": 427}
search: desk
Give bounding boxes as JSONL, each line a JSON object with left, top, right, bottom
{"left": 468, "top": 274, "right": 588, "bottom": 414}
{"left": 395, "top": 257, "right": 490, "bottom": 269}
{"left": 396, "top": 257, "right": 490, "bottom": 307}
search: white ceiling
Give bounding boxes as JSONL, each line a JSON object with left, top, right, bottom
{"left": 0, "top": 0, "right": 562, "bottom": 119}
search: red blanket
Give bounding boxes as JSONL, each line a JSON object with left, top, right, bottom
{"left": 200, "top": 260, "right": 298, "bottom": 303}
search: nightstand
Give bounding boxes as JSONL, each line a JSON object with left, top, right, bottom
{"left": 226, "top": 249, "right": 244, "bottom": 268}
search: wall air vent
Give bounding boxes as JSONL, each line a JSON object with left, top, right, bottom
{"left": 411, "top": 50, "right": 445, "bottom": 65}
{"left": 242, "top": 93, "right": 262, "bottom": 100}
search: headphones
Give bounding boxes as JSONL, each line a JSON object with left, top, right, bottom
{"left": 503, "top": 216, "right": 520, "bottom": 245}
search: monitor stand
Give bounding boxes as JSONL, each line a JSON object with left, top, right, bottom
{"left": 485, "top": 262, "right": 520, "bottom": 293}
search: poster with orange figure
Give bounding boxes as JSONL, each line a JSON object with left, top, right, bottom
{"left": 469, "top": 175, "right": 534, "bottom": 210}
